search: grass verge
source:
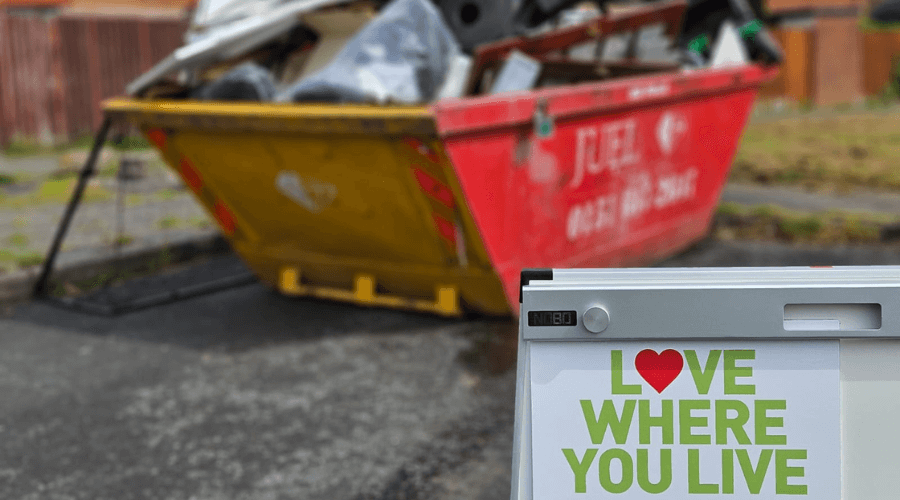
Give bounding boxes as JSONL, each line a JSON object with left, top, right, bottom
{"left": 714, "top": 203, "right": 895, "bottom": 245}
{"left": 0, "top": 248, "right": 45, "bottom": 273}
{"left": 3, "top": 135, "right": 152, "bottom": 158}
{"left": 733, "top": 110, "right": 900, "bottom": 192}
{"left": 0, "top": 179, "right": 112, "bottom": 208}
{"left": 732, "top": 112, "right": 900, "bottom": 192}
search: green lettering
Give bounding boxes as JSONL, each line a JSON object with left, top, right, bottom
{"left": 679, "top": 400, "right": 711, "bottom": 445}
{"left": 724, "top": 350, "right": 756, "bottom": 395}
{"left": 716, "top": 400, "right": 752, "bottom": 445}
{"left": 775, "top": 449, "right": 808, "bottom": 495}
{"left": 563, "top": 448, "right": 598, "bottom": 493}
{"left": 722, "top": 449, "right": 734, "bottom": 494}
{"left": 755, "top": 400, "right": 787, "bottom": 446}
{"left": 688, "top": 449, "right": 718, "bottom": 494}
{"left": 598, "top": 448, "right": 634, "bottom": 494}
{"left": 639, "top": 399, "right": 674, "bottom": 445}
{"left": 612, "top": 350, "right": 642, "bottom": 395}
{"left": 736, "top": 449, "right": 773, "bottom": 494}
{"left": 686, "top": 350, "right": 721, "bottom": 395}
{"left": 581, "top": 400, "right": 635, "bottom": 445}
{"left": 637, "top": 449, "right": 672, "bottom": 494}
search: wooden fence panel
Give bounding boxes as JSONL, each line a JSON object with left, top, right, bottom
{"left": 0, "top": 11, "right": 17, "bottom": 146}
{"left": 58, "top": 17, "right": 94, "bottom": 140}
{"left": 5, "top": 12, "right": 899, "bottom": 147}
{"left": 0, "top": 13, "right": 188, "bottom": 146}
{"left": 759, "top": 29, "right": 788, "bottom": 98}
{"left": 0, "top": 13, "right": 57, "bottom": 145}
{"left": 760, "top": 28, "right": 815, "bottom": 103}
{"left": 784, "top": 28, "right": 814, "bottom": 103}
{"left": 862, "top": 31, "right": 900, "bottom": 96}
{"left": 758, "top": 26, "right": 900, "bottom": 105}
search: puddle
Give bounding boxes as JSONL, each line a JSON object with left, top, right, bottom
{"left": 457, "top": 320, "right": 518, "bottom": 376}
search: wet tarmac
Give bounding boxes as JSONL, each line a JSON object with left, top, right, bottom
{"left": 2, "top": 239, "right": 900, "bottom": 499}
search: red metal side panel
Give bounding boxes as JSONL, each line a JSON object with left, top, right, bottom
{"left": 433, "top": 65, "right": 778, "bottom": 311}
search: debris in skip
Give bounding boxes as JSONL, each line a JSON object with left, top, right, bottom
{"left": 128, "top": 0, "right": 784, "bottom": 104}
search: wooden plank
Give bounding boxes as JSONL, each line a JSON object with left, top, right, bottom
{"left": 813, "top": 17, "right": 863, "bottom": 105}
{"left": 34, "top": 15, "right": 55, "bottom": 144}
{"left": 862, "top": 31, "right": 900, "bottom": 96}
{"left": 785, "top": 29, "right": 813, "bottom": 103}
{"left": 767, "top": 0, "right": 866, "bottom": 15}
{"left": 138, "top": 19, "right": 153, "bottom": 72}
{"left": 86, "top": 18, "right": 104, "bottom": 131}
{"left": 59, "top": 17, "right": 94, "bottom": 139}
{"left": 465, "top": 0, "right": 687, "bottom": 95}
{"left": 10, "top": 16, "right": 33, "bottom": 139}
{"left": 759, "top": 29, "right": 788, "bottom": 98}
{"left": 0, "top": 10, "right": 16, "bottom": 146}
{"left": 49, "top": 17, "right": 70, "bottom": 142}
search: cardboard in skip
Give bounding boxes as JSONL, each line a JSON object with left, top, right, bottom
{"left": 513, "top": 267, "right": 900, "bottom": 500}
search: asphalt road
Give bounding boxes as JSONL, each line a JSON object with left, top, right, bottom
{"left": 4, "top": 239, "right": 900, "bottom": 500}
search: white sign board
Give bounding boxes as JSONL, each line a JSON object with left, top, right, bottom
{"left": 513, "top": 267, "right": 900, "bottom": 500}
{"left": 530, "top": 342, "right": 840, "bottom": 499}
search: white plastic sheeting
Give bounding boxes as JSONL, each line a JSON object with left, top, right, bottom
{"left": 189, "top": 0, "right": 331, "bottom": 42}
{"left": 126, "top": 0, "right": 351, "bottom": 96}
{"left": 278, "top": 0, "right": 462, "bottom": 104}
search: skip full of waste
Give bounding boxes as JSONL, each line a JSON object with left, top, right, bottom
{"left": 88, "top": 0, "right": 783, "bottom": 317}
{"left": 129, "top": 0, "right": 783, "bottom": 105}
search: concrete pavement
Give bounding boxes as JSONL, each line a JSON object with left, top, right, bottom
{"left": 721, "top": 182, "right": 900, "bottom": 216}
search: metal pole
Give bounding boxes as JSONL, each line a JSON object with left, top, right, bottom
{"left": 33, "top": 116, "right": 113, "bottom": 297}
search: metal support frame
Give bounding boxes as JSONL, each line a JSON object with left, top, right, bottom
{"left": 33, "top": 116, "right": 113, "bottom": 298}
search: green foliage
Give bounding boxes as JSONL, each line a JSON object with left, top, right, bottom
{"left": 3, "top": 138, "right": 51, "bottom": 157}
{"left": 15, "top": 252, "right": 45, "bottom": 268}
{"left": 859, "top": 17, "right": 900, "bottom": 32}
{"left": 777, "top": 216, "right": 823, "bottom": 239}
{"left": 158, "top": 216, "right": 181, "bottom": 229}
{"left": 0, "top": 248, "right": 45, "bottom": 270}
{"left": 113, "top": 235, "right": 135, "bottom": 247}
{"left": 0, "top": 173, "right": 17, "bottom": 186}
{"left": 716, "top": 202, "right": 743, "bottom": 217}
{"left": 3, "top": 134, "right": 152, "bottom": 157}
{"left": 110, "top": 135, "right": 152, "bottom": 151}
{"left": 6, "top": 233, "right": 29, "bottom": 247}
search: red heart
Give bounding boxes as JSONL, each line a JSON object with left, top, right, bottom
{"left": 635, "top": 349, "right": 684, "bottom": 393}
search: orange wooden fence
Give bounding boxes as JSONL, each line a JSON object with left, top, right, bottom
{"left": 759, "top": 28, "right": 815, "bottom": 102}
{"left": 760, "top": 25, "right": 900, "bottom": 105}
{"left": 862, "top": 30, "right": 900, "bottom": 96}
